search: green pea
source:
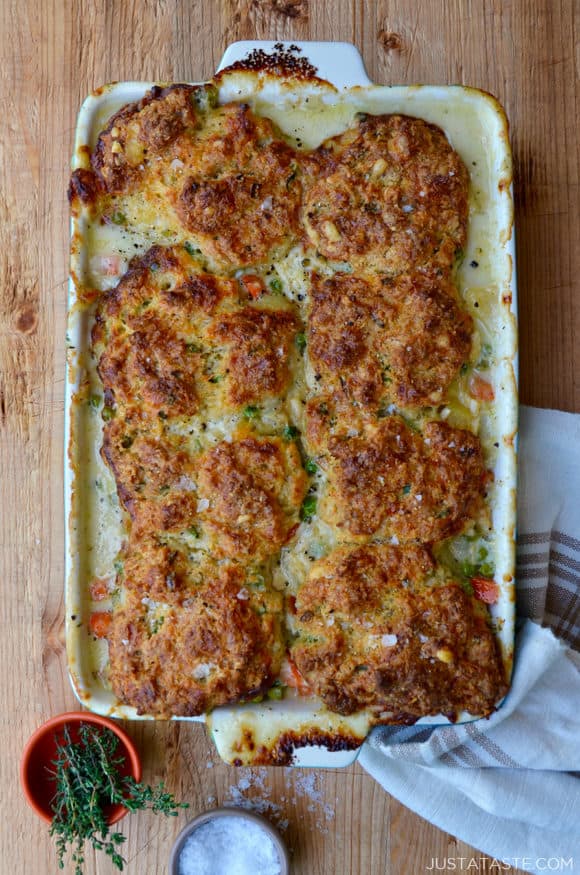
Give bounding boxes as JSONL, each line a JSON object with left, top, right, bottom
{"left": 300, "top": 495, "right": 317, "bottom": 521}
{"left": 305, "top": 458, "right": 318, "bottom": 475}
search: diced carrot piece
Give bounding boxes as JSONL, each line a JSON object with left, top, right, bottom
{"left": 89, "top": 577, "right": 112, "bottom": 601}
{"left": 90, "top": 254, "right": 124, "bottom": 276}
{"left": 469, "top": 373, "right": 495, "bottom": 402}
{"left": 471, "top": 577, "right": 500, "bottom": 605}
{"left": 279, "top": 656, "right": 313, "bottom": 696}
{"left": 240, "top": 274, "right": 265, "bottom": 299}
{"left": 102, "top": 255, "right": 123, "bottom": 276}
{"left": 89, "top": 611, "right": 113, "bottom": 638}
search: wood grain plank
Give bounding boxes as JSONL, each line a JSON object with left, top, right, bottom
{"left": 1, "top": 1, "right": 577, "bottom": 873}
{"left": 223, "top": 0, "right": 310, "bottom": 45}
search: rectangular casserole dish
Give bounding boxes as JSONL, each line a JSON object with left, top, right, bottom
{"left": 66, "top": 40, "right": 517, "bottom": 767}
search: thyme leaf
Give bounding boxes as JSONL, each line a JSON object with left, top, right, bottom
{"left": 48, "top": 724, "right": 187, "bottom": 874}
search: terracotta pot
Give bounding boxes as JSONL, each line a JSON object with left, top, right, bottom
{"left": 20, "top": 711, "right": 141, "bottom": 824}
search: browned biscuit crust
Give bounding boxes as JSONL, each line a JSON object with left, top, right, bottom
{"left": 93, "top": 245, "right": 298, "bottom": 419}
{"left": 176, "top": 104, "right": 301, "bottom": 266}
{"left": 308, "top": 271, "right": 472, "bottom": 410}
{"left": 175, "top": 103, "right": 301, "bottom": 268}
{"left": 196, "top": 436, "right": 307, "bottom": 561}
{"left": 209, "top": 304, "right": 299, "bottom": 406}
{"left": 302, "top": 113, "right": 468, "bottom": 274}
{"left": 101, "top": 422, "right": 199, "bottom": 533}
{"left": 291, "top": 544, "right": 506, "bottom": 718}
{"left": 92, "top": 245, "right": 236, "bottom": 419}
{"left": 72, "top": 87, "right": 302, "bottom": 270}
{"left": 319, "top": 416, "right": 486, "bottom": 543}
{"left": 119, "top": 536, "right": 194, "bottom": 603}
{"left": 91, "top": 84, "right": 201, "bottom": 195}
{"left": 108, "top": 562, "right": 283, "bottom": 717}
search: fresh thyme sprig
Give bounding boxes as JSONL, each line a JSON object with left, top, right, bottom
{"left": 48, "top": 723, "right": 188, "bottom": 874}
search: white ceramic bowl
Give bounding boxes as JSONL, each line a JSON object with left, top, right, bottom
{"left": 168, "top": 806, "right": 290, "bottom": 875}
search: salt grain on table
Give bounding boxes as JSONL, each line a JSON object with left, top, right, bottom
{"left": 217, "top": 767, "right": 335, "bottom": 836}
{"left": 178, "top": 816, "right": 282, "bottom": 875}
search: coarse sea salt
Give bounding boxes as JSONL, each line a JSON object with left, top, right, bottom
{"left": 178, "top": 816, "right": 282, "bottom": 875}
{"left": 381, "top": 633, "right": 398, "bottom": 647}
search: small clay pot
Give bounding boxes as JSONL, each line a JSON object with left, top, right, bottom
{"left": 20, "top": 711, "right": 141, "bottom": 824}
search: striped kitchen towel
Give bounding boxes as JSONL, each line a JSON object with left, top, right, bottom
{"left": 359, "top": 406, "right": 580, "bottom": 875}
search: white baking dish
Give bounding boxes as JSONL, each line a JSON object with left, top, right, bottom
{"left": 66, "top": 40, "right": 517, "bottom": 767}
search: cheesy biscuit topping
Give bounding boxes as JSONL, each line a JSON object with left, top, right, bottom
{"left": 71, "top": 85, "right": 506, "bottom": 721}
{"left": 291, "top": 544, "right": 506, "bottom": 719}
{"left": 301, "top": 112, "right": 468, "bottom": 274}
{"left": 308, "top": 271, "right": 473, "bottom": 410}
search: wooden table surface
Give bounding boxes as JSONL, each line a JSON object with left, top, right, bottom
{"left": 2, "top": 1, "right": 578, "bottom": 873}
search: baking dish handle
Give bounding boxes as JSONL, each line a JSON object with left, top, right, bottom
{"left": 216, "top": 40, "right": 373, "bottom": 89}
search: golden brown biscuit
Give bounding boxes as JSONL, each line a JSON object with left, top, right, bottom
{"left": 175, "top": 103, "right": 301, "bottom": 268}
{"left": 209, "top": 303, "right": 299, "bottom": 407}
{"left": 101, "top": 421, "right": 198, "bottom": 533}
{"left": 384, "top": 271, "right": 473, "bottom": 407}
{"left": 92, "top": 245, "right": 236, "bottom": 419}
{"left": 308, "top": 271, "right": 472, "bottom": 410}
{"left": 73, "top": 87, "right": 302, "bottom": 270}
{"left": 118, "top": 536, "right": 194, "bottom": 603}
{"left": 93, "top": 245, "right": 298, "bottom": 419}
{"left": 291, "top": 544, "right": 506, "bottom": 718}
{"left": 319, "top": 416, "right": 486, "bottom": 543}
{"left": 91, "top": 84, "right": 202, "bottom": 195}
{"left": 108, "top": 562, "right": 284, "bottom": 717}
{"left": 196, "top": 436, "right": 307, "bottom": 561}
{"left": 302, "top": 113, "right": 469, "bottom": 274}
